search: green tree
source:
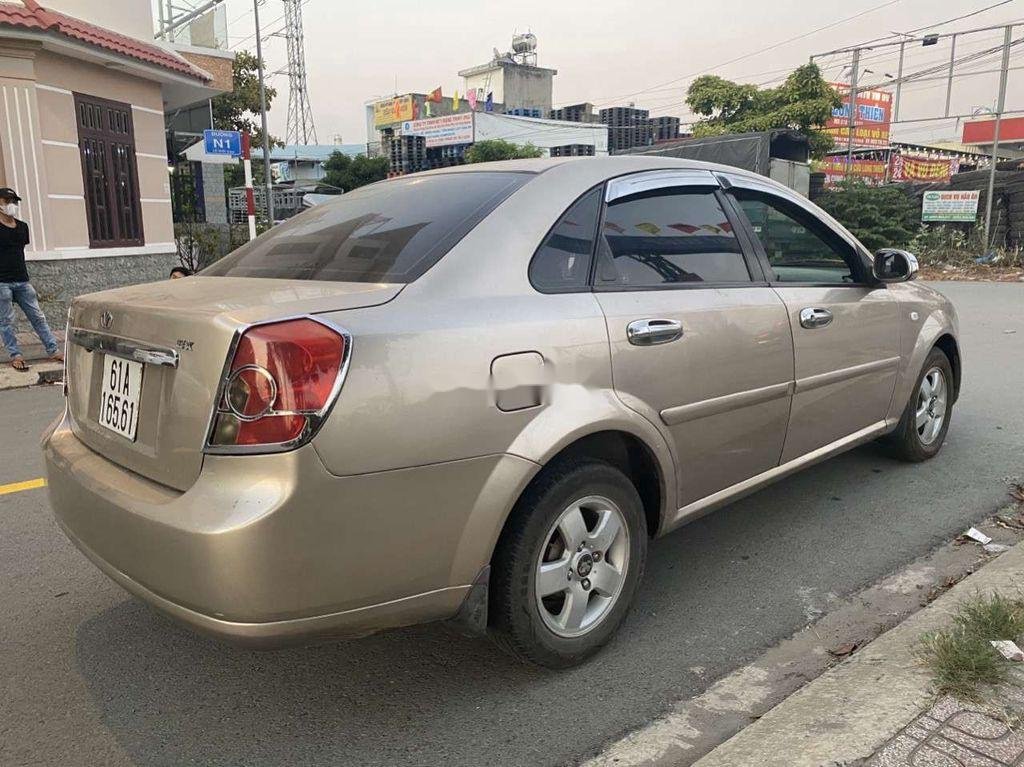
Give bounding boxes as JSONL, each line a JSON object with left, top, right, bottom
{"left": 322, "top": 152, "right": 390, "bottom": 192}
{"left": 211, "top": 50, "right": 281, "bottom": 149}
{"left": 686, "top": 63, "right": 841, "bottom": 159}
{"left": 463, "top": 139, "right": 545, "bottom": 163}
{"left": 815, "top": 180, "right": 919, "bottom": 252}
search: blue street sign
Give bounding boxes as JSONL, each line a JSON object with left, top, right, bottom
{"left": 203, "top": 129, "right": 242, "bottom": 157}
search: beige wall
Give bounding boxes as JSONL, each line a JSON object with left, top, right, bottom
{"left": 43, "top": 0, "right": 155, "bottom": 45}
{"left": 0, "top": 45, "right": 174, "bottom": 258}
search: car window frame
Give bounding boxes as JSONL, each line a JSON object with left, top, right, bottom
{"left": 716, "top": 173, "right": 877, "bottom": 288}
{"left": 589, "top": 172, "right": 768, "bottom": 293}
{"left": 528, "top": 184, "right": 606, "bottom": 295}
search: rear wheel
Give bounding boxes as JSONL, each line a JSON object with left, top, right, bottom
{"left": 489, "top": 459, "right": 647, "bottom": 668}
{"left": 888, "top": 347, "right": 954, "bottom": 462}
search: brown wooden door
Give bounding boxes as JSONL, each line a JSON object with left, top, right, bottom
{"left": 75, "top": 93, "right": 144, "bottom": 247}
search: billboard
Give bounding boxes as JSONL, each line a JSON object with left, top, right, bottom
{"left": 818, "top": 156, "right": 887, "bottom": 187}
{"left": 825, "top": 85, "right": 892, "bottom": 149}
{"left": 401, "top": 113, "right": 474, "bottom": 148}
{"left": 889, "top": 154, "right": 960, "bottom": 183}
{"left": 373, "top": 95, "right": 415, "bottom": 128}
{"left": 922, "top": 190, "right": 980, "bottom": 223}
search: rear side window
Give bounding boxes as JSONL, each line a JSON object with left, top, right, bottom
{"left": 203, "top": 172, "right": 531, "bottom": 282}
{"left": 529, "top": 187, "right": 602, "bottom": 292}
{"left": 597, "top": 188, "right": 751, "bottom": 287}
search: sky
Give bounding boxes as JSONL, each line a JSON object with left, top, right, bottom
{"left": 210, "top": 0, "right": 1024, "bottom": 147}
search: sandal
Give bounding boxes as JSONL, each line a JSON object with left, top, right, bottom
{"left": 49, "top": 351, "right": 64, "bottom": 363}
{"left": 11, "top": 357, "right": 30, "bottom": 372}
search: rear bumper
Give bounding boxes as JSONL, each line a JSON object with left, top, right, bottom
{"left": 43, "top": 413, "right": 535, "bottom": 647}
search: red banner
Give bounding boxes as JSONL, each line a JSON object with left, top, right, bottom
{"left": 889, "top": 154, "right": 960, "bottom": 183}
{"left": 818, "top": 157, "right": 887, "bottom": 187}
{"left": 825, "top": 85, "right": 892, "bottom": 149}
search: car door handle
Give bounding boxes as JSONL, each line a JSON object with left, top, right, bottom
{"left": 799, "top": 307, "right": 833, "bottom": 329}
{"left": 626, "top": 319, "right": 683, "bottom": 346}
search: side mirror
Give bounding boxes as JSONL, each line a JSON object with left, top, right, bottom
{"left": 873, "top": 248, "right": 919, "bottom": 283}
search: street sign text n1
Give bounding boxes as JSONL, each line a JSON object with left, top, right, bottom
{"left": 203, "top": 129, "right": 242, "bottom": 157}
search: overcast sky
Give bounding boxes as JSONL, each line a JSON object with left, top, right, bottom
{"left": 216, "top": 0, "right": 1024, "bottom": 147}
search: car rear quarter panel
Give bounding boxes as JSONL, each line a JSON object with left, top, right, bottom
{"left": 886, "top": 281, "right": 961, "bottom": 423}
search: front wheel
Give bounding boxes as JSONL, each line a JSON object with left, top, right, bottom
{"left": 888, "top": 348, "right": 954, "bottom": 462}
{"left": 489, "top": 459, "right": 647, "bottom": 668}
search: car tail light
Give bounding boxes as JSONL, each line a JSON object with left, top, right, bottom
{"left": 206, "top": 317, "right": 350, "bottom": 453}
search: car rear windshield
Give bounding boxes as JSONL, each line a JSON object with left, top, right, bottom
{"left": 202, "top": 171, "right": 532, "bottom": 282}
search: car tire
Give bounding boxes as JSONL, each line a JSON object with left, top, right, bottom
{"left": 888, "top": 347, "right": 955, "bottom": 463}
{"left": 488, "top": 458, "right": 647, "bottom": 668}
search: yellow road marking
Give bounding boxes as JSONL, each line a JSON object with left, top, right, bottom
{"left": 0, "top": 477, "right": 47, "bottom": 496}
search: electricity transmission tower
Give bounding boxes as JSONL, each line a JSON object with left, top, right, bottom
{"left": 282, "top": 0, "right": 317, "bottom": 145}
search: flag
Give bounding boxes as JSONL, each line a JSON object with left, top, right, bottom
{"left": 428, "top": 87, "right": 442, "bottom": 103}
{"left": 467, "top": 89, "right": 477, "bottom": 111}
{"left": 635, "top": 222, "right": 661, "bottom": 235}
{"left": 452, "top": 91, "right": 460, "bottom": 110}
{"left": 485, "top": 92, "right": 493, "bottom": 112}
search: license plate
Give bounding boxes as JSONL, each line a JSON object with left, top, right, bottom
{"left": 98, "top": 355, "right": 143, "bottom": 441}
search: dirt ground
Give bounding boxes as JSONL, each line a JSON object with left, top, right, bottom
{"left": 919, "top": 264, "right": 1024, "bottom": 281}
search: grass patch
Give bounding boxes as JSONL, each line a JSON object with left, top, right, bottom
{"left": 919, "top": 593, "right": 1024, "bottom": 701}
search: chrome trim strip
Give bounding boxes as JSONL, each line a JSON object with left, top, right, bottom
{"left": 202, "top": 313, "right": 354, "bottom": 456}
{"left": 660, "top": 380, "right": 793, "bottom": 426}
{"left": 68, "top": 328, "right": 179, "bottom": 368}
{"left": 666, "top": 418, "right": 896, "bottom": 533}
{"left": 794, "top": 356, "right": 901, "bottom": 394}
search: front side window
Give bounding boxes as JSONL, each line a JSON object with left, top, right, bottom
{"left": 597, "top": 188, "right": 750, "bottom": 287}
{"left": 529, "top": 187, "right": 602, "bottom": 292}
{"left": 731, "top": 190, "right": 861, "bottom": 284}
{"left": 204, "top": 171, "right": 531, "bottom": 282}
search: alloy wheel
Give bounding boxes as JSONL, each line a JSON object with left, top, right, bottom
{"left": 915, "top": 366, "right": 948, "bottom": 446}
{"left": 534, "top": 495, "right": 630, "bottom": 638}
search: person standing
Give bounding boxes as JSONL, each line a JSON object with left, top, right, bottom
{"left": 0, "top": 187, "right": 61, "bottom": 371}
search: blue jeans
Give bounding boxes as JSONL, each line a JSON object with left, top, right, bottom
{"left": 0, "top": 281, "right": 59, "bottom": 359}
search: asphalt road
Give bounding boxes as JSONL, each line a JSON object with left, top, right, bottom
{"left": 2, "top": 281, "right": 1023, "bottom": 767}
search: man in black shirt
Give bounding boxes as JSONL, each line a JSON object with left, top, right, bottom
{"left": 0, "top": 187, "right": 61, "bottom": 371}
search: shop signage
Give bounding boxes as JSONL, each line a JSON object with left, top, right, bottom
{"left": 401, "top": 113, "right": 474, "bottom": 148}
{"left": 890, "top": 154, "right": 960, "bottom": 183}
{"left": 921, "top": 190, "right": 980, "bottom": 223}
{"left": 825, "top": 85, "right": 892, "bottom": 149}
{"left": 373, "top": 95, "right": 415, "bottom": 127}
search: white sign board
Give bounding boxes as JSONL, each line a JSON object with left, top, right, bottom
{"left": 922, "top": 190, "right": 980, "bottom": 223}
{"left": 401, "top": 113, "right": 474, "bottom": 148}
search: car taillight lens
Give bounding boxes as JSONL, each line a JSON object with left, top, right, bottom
{"left": 207, "top": 318, "right": 348, "bottom": 451}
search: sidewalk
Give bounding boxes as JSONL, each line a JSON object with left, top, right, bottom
{"left": 694, "top": 541, "right": 1024, "bottom": 767}
{"left": 1, "top": 329, "right": 64, "bottom": 391}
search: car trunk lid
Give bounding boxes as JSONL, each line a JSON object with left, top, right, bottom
{"left": 65, "top": 277, "right": 401, "bottom": 491}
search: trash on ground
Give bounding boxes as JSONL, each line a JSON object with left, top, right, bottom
{"left": 828, "top": 642, "right": 857, "bottom": 658}
{"left": 983, "top": 543, "right": 1011, "bottom": 554}
{"left": 990, "top": 640, "right": 1024, "bottom": 662}
{"left": 964, "top": 527, "right": 993, "bottom": 545}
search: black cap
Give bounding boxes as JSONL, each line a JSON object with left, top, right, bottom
{"left": 0, "top": 187, "right": 21, "bottom": 202}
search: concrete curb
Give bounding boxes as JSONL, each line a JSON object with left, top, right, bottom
{"left": 0, "top": 361, "right": 62, "bottom": 392}
{"left": 692, "top": 541, "right": 1024, "bottom": 767}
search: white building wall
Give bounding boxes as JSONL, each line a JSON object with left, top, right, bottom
{"left": 473, "top": 112, "right": 608, "bottom": 155}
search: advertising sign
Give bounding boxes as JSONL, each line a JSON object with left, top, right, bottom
{"left": 401, "top": 113, "right": 474, "bottom": 148}
{"left": 818, "top": 156, "right": 887, "bottom": 187}
{"left": 889, "top": 154, "right": 960, "bottom": 183}
{"left": 921, "top": 190, "right": 980, "bottom": 223}
{"left": 203, "top": 129, "right": 242, "bottom": 157}
{"left": 825, "top": 85, "right": 892, "bottom": 149}
{"left": 373, "top": 95, "right": 415, "bottom": 127}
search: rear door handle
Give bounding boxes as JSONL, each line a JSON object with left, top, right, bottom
{"left": 626, "top": 319, "right": 683, "bottom": 346}
{"left": 799, "top": 307, "right": 833, "bottom": 329}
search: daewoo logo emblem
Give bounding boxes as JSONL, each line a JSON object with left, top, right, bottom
{"left": 99, "top": 311, "right": 113, "bottom": 330}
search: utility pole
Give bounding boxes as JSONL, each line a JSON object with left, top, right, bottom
{"left": 253, "top": 0, "right": 274, "bottom": 225}
{"left": 984, "top": 24, "right": 1013, "bottom": 250}
{"left": 944, "top": 34, "right": 957, "bottom": 118}
{"left": 846, "top": 48, "right": 860, "bottom": 180}
{"left": 893, "top": 41, "right": 905, "bottom": 122}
